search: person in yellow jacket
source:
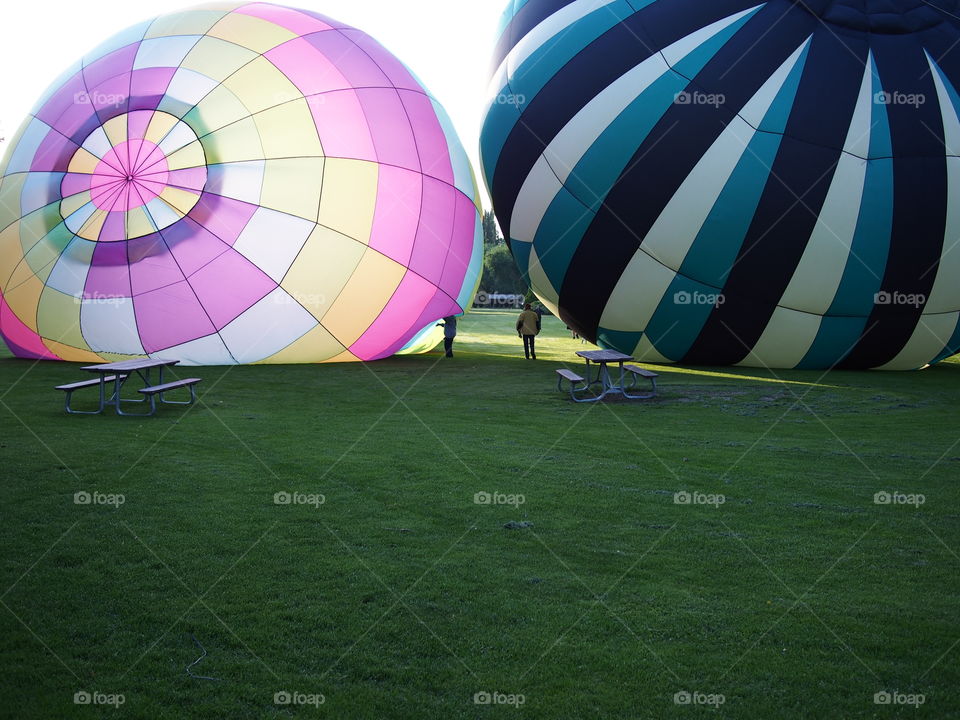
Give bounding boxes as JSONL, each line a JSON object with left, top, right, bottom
{"left": 516, "top": 303, "right": 541, "bottom": 359}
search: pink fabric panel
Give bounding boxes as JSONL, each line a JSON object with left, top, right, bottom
{"left": 129, "top": 235, "right": 187, "bottom": 295}
{"left": 53, "top": 100, "right": 99, "bottom": 141}
{"left": 307, "top": 92, "right": 376, "bottom": 162}
{"left": 237, "top": 3, "right": 335, "bottom": 35}
{"left": 135, "top": 280, "right": 216, "bottom": 353}
{"left": 126, "top": 110, "right": 153, "bottom": 144}
{"left": 82, "top": 44, "right": 137, "bottom": 90}
{"left": 340, "top": 30, "right": 422, "bottom": 92}
{"left": 188, "top": 249, "right": 275, "bottom": 330}
{"left": 187, "top": 194, "right": 257, "bottom": 246}
{"left": 89, "top": 75, "right": 131, "bottom": 116}
{"left": 265, "top": 38, "right": 352, "bottom": 97}
{"left": 85, "top": 242, "right": 131, "bottom": 298}
{"left": 0, "top": 293, "right": 58, "bottom": 359}
{"left": 439, "top": 193, "right": 479, "bottom": 299}
{"left": 369, "top": 165, "right": 422, "bottom": 266}
{"left": 349, "top": 271, "right": 436, "bottom": 361}
{"left": 408, "top": 176, "right": 455, "bottom": 286}
{"left": 99, "top": 207, "right": 127, "bottom": 242}
{"left": 164, "top": 167, "right": 206, "bottom": 193}
{"left": 399, "top": 90, "right": 453, "bottom": 185}
{"left": 30, "top": 131, "right": 77, "bottom": 173}
{"left": 161, "top": 216, "right": 230, "bottom": 276}
{"left": 35, "top": 72, "right": 87, "bottom": 129}
{"left": 61, "top": 172, "right": 92, "bottom": 198}
{"left": 128, "top": 68, "right": 177, "bottom": 112}
{"left": 305, "top": 31, "right": 390, "bottom": 88}
{"left": 355, "top": 88, "right": 419, "bottom": 171}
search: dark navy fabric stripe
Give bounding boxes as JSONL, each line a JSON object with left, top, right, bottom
{"left": 840, "top": 38, "right": 948, "bottom": 368}
{"left": 558, "top": 2, "right": 816, "bottom": 342}
{"left": 491, "top": 0, "right": 756, "bottom": 242}
{"left": 684, "top": 26, "right": 867, "bottom": 365}
{"left": 491, "top": 0, "right": 581, "bottom": 73}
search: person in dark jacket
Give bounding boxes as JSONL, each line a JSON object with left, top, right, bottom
{"left": 516, "top": 304, "right": 540, "bottom": 359}
{"left": 439, "top": 315, "right": 457, "bottom": 357}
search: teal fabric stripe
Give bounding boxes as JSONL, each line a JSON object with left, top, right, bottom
{"left": 530, "top": 187, "right": 595, "bottom": 288}
{"left": 480, "top": 1, "right": 635, "bottom": 182}
{"left": 930, "top": 315, "right": 960, "bottom": 364}
{"left": 509, "top": 239, "right": 533, "bottom": 285}
{"left": 644, "top": 273, "right": 725, "bottom": 360}
{"left": 681, "top": 41, "right": 810, "bottom": 289}
{"left": 596, "top": 327, "right": 643, "bottom": 354}
{"left": 796, "top": 315, "right": 867, "bottom": 369}
{"left": 827, "top": 58, "right": 893, "bottom": 317}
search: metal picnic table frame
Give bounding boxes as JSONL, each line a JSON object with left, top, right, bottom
{"left": 80, "top": 358, "right": 182, "bottom": 416}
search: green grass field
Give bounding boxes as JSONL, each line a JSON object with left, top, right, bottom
{"left": 1, "top": 308, "right": 958, "bottom": 718}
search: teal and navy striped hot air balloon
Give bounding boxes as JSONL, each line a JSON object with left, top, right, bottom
{"left": 481, "top": 0, "right": 960, "bottom": 370}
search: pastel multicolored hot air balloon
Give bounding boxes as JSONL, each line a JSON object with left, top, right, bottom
{"left": 481, "top": 0, "right": 960, "bottom": 370}
{"left": 0, "top": 2, "right": 482, "bottom": 365}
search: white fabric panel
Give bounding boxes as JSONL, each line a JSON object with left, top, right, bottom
{"left": 134, "top": 36, "right": 201, "bottom": 70}
{"left": 161, "top": 68, "right": 219, "bottom": 109}
{"left": 157, "top": 122, "right": 200, "bottom": 156}
{"left": 220, "top": 287, "right": 318, "bottom": 364}
{"left": 925, "top": 56, "right": 960, "bottom": 314}
{"left": 45, "top": 238, "right": 95, "bottom": 297}
{"left": 780, "top": 152, "right": 866, "bottom": 314}
{"left": 742, "top": 306, "right": 822, "bottom": 369}
{"left": 599, "top": 248, "right": 675, "bottom": 332}
{"left": 642, "top": 41, "right": 810, "bottom": 272}
{"left": 232, "top": 207, "right": 314, "bottom": 283}
{"left": 510, "top": 156, "right": 564, "bottom": 243}
{"left": 81, "top": 296, "right": 146, "bottom": 355}
{"left": 878, "top": 312, "right": 960, "bottom": 370}
{"left": 81, "top": 126, "right": 114, "bottom": 160}
{"left": 843, "top": 53, "right": 875, "bottom": 158}
{"left": 205, "top": 160, "right": 264, "bottom": 205}
{"left": 151, "top": 332, "right": 235, "bottom": 366}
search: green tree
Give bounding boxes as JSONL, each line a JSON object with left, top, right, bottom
{"left": 482, "top": 209, "right": 503, "bottom": 249}
{"left": 481, "top": 243, "right": 527, "bottom": 295}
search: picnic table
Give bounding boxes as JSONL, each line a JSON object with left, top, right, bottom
{"left": 555, "top": 349, "right": 659, "bottom": 402}
{"left": 56, "top": 358, "right": 201, "bottom": 416}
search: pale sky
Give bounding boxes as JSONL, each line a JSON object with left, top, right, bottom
{"left": 0, "top": 0, "right": 505, "bottom": 203}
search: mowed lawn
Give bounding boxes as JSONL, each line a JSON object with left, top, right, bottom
{"left": 0, "top": 308, "right": 958, "bottom": 718}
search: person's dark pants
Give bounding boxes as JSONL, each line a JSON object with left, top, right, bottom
{"left": 523, "top": 335, "right": 536, "bottom": 359}
{"left": 444, "top": 337, "right": 454, "bottom": 357}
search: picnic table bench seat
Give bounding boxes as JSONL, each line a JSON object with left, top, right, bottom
{"left": 556, "top": 368, "right": 592, "bottom": 402}
{"left": 137, "top": 378, "right": 202, "bottom": 413}
{"left": 55, "top": 375, "right": 128, "bottom": 415}
{"left": 623, "top": 364, "right": 658, "bottom": 398}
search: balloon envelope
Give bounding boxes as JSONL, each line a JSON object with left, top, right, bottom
{"left": 0, "top": 2, "right": 482, "bottom": 365}
{"left": 481, "top": 0, "right": 960, "bottom": 369}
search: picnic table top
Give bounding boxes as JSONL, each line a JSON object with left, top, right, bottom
{"left": 81, "top": 358, "right": 180, "bottom": 373}
{"left": 576, "top": 349, "right": 633, "bottom": 363}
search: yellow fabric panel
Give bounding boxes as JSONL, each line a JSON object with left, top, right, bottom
{"left": 144, "top": 111, "right": 181, "bottom": 145}
{"left": 326, "top": 349, "right": 361, "bottom": 363}
{"left": 60, "top": 192, "right": 91, "bottom": 219}
{"left": 281, "top": 225, "right": 366, "bottom": 321}
{"left": 187, "top": 84, "right": 252, "bottom": 136}
{"left": 633, "top": 334, "right": 672, "bottom": 363}
{"left": 0, "top": 222, "right": 25, "bottom": 289}
{"left": 97, "top": 351, "right": 145, "bottom": 362}
{"left": 126, "top": 206, "right": 156, "bottom": 238}
{"left": 254, "top": 100, "right": 323, "bottom": 159}
{"left": 207, "top": 12, "right": 297, "bottom": 54}
{"left": 222, "top": 56, "right": 301, "bottom": 116}
{"left": 180, "top": 35, "right": 260, "bottom": 83}
{"left": 37, "top": 287, "right": 87, "bottom": 349}
{"left": 200, "top": 116, "right": 264, "bottom": 163}
{"left": 0, "top": 174, "right": 27, "bottom": 226}
{"left": 159, "top": 186, "right": 201, "bottom": 215}
{"left": 77, "top": 209, "right": 109, "bottom": 243}
{"left": 42, "top": 338, "right": 103, "bottom": 363}
{"left": 878, "top": 312, "right": 960, "bottom": 370}
{"left": 2, "top": 273, "right": 44, "bottom": 331}
{"left": 600, "top": 250, "right": 675, "bottom": 332}
{"left": 261, "top": 158, "right": 325, "bottom": 221}
{"left": 322, "top": 249, "right": 406, "bottom": 346}
{"left": 102, "top": 115, "right": 128, "bottom": 148}
{"left": 19, "top": 205, "right": 62, "bottom": 251}
{"left": 165, "top": 140, "right": 206, "bottom": 170}
{"left": 67, "top": 148, "right": 101, "bottom": 175}
{"left": 255, "top": 324, "right": 346, "bottom": 364}
{"left": 318, "top": 159, "right": 378, "bottom": 243}
{"left": 144, "top": 9, "right": 232, "bottom": 39}
{"left": 527, "top": 246, "right": 561, "bottom": 315}
{"left": 19, "top": 236, "right": 62, "bottom": 283}
{"left": 739, "top": 306, "right": 821, "bottom": 369}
